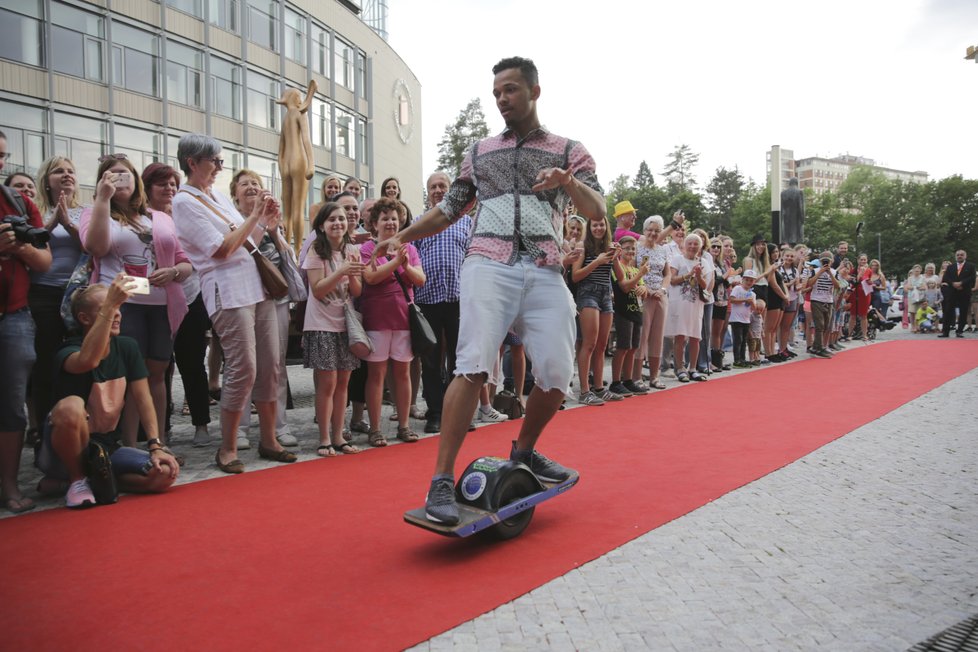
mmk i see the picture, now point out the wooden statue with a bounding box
[277,80,317,254]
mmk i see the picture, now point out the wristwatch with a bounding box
[146,438,163,451]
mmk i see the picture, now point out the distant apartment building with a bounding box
[767,146,928,195]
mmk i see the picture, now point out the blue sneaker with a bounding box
[424,477,460,525]
[510,442,573,483]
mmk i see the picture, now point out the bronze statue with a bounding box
[780,177,805,245]
[277,80,317,254]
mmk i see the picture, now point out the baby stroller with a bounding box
[866,307,895,340]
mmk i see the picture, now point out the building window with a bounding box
[358,117,367,165]
[247,0,277,51]
[0,100,47,178]
[50,2,105,82]
[356,51,367,98]
[53,112,107,190]
[311,97,331,149]
[246,69,279,130]
[334,38,354,90]
[208,0,238,32]
[210,56,242,120]
[311,23,330,78]
[246,152,279,193]
[284,8,306,65]
[111,23,160,97]
[0,2,43,68]
[165,41,203,108]
[114,123,162,170]
[335,107,352,158]
[165,0,203,18]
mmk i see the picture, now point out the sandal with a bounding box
[334,441,360,454]
[181,403,191,416]
[690,371,708,382]
[368,431,388,447]
[676,371,690,383]
[258,445,297,463]
[649,378,666,390]
[396,426,420,443]
[350,420,370,434]
[317,444,337,457]
[2,494,36,514]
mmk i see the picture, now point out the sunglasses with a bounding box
[98,153,128,163]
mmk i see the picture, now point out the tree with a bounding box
[662,144,700,192]
[729,182,771,255]
[705,166,745,235]
[634,161,655,191]
[436,98,489,178]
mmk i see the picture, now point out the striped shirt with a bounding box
[438,126,602,267]
[578,253,613,289]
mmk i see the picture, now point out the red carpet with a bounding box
[2,340,976,651]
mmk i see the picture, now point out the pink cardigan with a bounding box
[79,208,190,337]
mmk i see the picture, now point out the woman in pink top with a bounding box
[80,154,191,448]
[359,197,426,447]
[303,202,364,456]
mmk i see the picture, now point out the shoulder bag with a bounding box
[393,269,436,356]
[279,240,307,302]
[84,439,118,505]
[181,191,289,300]
[326,257,372,359]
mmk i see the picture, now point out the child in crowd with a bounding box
[748,298,766,366]
[923,280,942,328]
[728,270,757,368]
[572,215,624,405]
[609,236,651,396]
[302,202,364,456]
[916,299,938,333]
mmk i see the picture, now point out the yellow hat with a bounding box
[613,200,636,218]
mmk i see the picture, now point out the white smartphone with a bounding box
[128,276,151,295]
[113,172,131,187]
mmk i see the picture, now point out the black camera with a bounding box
[2,215,50,249]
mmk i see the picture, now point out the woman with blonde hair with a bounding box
[308,175,342,227]
[28,156,86,430]
[635,215,671,389]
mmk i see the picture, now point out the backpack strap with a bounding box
[1,184,28,218]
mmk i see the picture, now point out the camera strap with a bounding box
[0,185,28,220]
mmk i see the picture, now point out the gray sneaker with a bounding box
[579,391,605,406]
[510,442,573,483]
[600,388,625,402]
[425,477,460,525]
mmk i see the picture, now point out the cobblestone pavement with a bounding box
[409,336,978,651]
[9,329,978,650]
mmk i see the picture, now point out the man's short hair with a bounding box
[70,285,107,322]
[492,56,538,87]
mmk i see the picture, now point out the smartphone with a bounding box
[128,276,151,295]
[113,172,131,187]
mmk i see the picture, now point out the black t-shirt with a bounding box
[52,335,148,438]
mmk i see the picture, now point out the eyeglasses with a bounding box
[203,157,224,167]
[710,244,721,249]
[98,153,128,163]
[0,152,11,161]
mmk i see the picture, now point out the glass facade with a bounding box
[0,0,385,207]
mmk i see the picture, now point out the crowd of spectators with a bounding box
[1,124,974,514]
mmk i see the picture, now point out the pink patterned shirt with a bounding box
[437,126,602,267]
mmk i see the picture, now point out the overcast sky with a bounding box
[389,0,978,191]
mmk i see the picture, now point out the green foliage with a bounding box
[729,181,771,256]
[705,166,745,234]
[634,161,655,190]
[662,144,700,192]
[436,98,490,179]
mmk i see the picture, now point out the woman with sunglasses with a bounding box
[171,134,295,473]
[26,157,86,436]
[79,154,192,451]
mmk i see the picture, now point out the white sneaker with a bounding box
[192,426,212,448]
[65,478,96,509]
[236,435,251,450]
[478,407,509,423]
[276,433,298,447]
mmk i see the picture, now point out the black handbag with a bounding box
[394,270,436,356]
[83,440,119,505]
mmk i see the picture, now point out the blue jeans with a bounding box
[0,309,36,431]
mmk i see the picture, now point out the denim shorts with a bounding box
[0,309,36,431]
[576,283,613,313]
[36,418,152,480]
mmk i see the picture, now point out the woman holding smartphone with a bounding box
[79,154,192,449]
